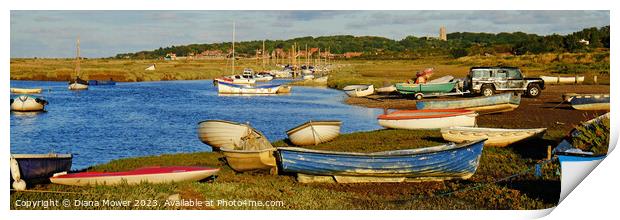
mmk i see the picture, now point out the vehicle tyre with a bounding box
[414,93,424,100]
[480,85,494,96]
[526,84,541,98]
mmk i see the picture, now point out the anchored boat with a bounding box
[10,95,48,112]
[88,79,116,86]
[343,84,374,97]
[377,109,477,130]
[416,93,521,114]
[441,127,546,147]
[10,88,42,94]
[278,139,486,183]
[197,120,272,151]
[10,153,72,190]
[570,94,610,111]
[217,81,281,94]
[50,166,219,186]
[286,120,342,146]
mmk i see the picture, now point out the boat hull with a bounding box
[376,85,397,93]
[441,127,546,147]
[11,88,42,94]
[221,148,277,173]
[378,109,477,130]
[540,75,584,84]
[278,140,485,182]
[10,95,47,112]
[88,80,116,85]
[286,121,342,146]
[343,85,374,97]
[10,154,72,190]
[557,154,605,202]
[570,94,610,111]
[68,82,88,90]
[395,82,456,94]
[416,93,520,114]
[197,120,272,151]
[50,166,219,186]
[217,81,280,94]
[277,85,292,93]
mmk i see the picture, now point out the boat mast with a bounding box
[262,39,266,69]
[231,22,235,75]
[76,37,81,78]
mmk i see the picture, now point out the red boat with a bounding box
[50,166,219,186]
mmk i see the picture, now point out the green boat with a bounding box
[395,82,457,95]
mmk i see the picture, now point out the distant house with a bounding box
[578,39,590,45]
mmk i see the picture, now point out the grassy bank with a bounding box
[11,129,559,210]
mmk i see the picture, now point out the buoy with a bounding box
[12,179,26,191]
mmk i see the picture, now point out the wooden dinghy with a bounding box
[11,88,42,94]
[286,120,342,146]
[540,75,584,85]
[570,94,610,111]
[416,92,520,114]
[197,120,272,151]
[10,95,48,112]
[221,148,277,173]
[217,81,281,94]
[343,84,374,97]
[377,109,477,130]
[50,166,219,186]
[441,127,546,147]
[278,139,486,183]
[10,153,72,190]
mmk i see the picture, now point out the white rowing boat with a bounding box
[286,120,342,146]
[217,81,281,94]
[197,120,272,151]
[377,109,477,130]
[440,127,547,147]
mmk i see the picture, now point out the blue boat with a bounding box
[277,139,486,183]
[570,94,609,111]
[88,80,116,86]
[10,153,73,190]
[416,93,520,114]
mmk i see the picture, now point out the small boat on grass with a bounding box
[570,94,609,111]
[377,109,477,130]
[50,166,219,186]
[221,148,278,173]
[441,127,547,147]
[278,139,486,183]
[416,93,521,114]
[343,84,374,97]
[395,81,456,95]
[197,120,272,151]
[540,75,584,85]
[312,75,329,83]
[286,120,342,146]
[10,153,72,190]
[11,88,42,94]
[10,95,48,112]
[217,81,281,94]
[88,79,116,86]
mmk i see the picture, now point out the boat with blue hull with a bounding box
[278,139,486,183]
[10,153,73,190]
[570,94,609,111]
[88,80,116,86]
[416,92,520,114]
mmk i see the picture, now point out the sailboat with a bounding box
[68,37,88,90]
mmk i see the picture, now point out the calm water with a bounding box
[10,80,383,169]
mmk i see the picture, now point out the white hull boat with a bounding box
[197,120,272,151]
[378,109,477,130]
[343,84,374,97]
[217,81,281,94]
[441,127,547,147]
[11,88,42,94]
[286,120,342,146]
[10,95,48,112]
[68,82,88,90]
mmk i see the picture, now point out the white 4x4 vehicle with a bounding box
[465,67,545,97]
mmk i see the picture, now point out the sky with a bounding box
[10,10,610,58]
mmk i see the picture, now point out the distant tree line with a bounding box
[114,26,609,59]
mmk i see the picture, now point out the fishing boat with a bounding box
[253,73,274,82]
[197,120,272,151]
[570,94,610,111]
[10,88,42,94]
[10,95,48,112]
[395,81,456,95]
[416,93,521,114]
[50,166,220,186]
[68,38,88,90]
[277,85,292,93]
[88,79,116,86]
[343,84,374,97]
[10,153,72,190]
[214,75,256,84]
[286,120,342,146]
[440,127,547,147]
[221,148,278,173]
[376,85,397,94]
[377,109,477,130]
[217,81,281,94]
[278,139,486,183]
[540,75,584,84]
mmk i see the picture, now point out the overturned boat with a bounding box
[10,153,72,190]
[441,127,546,147]
[286,120,342,146]
[10,95,48,112]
